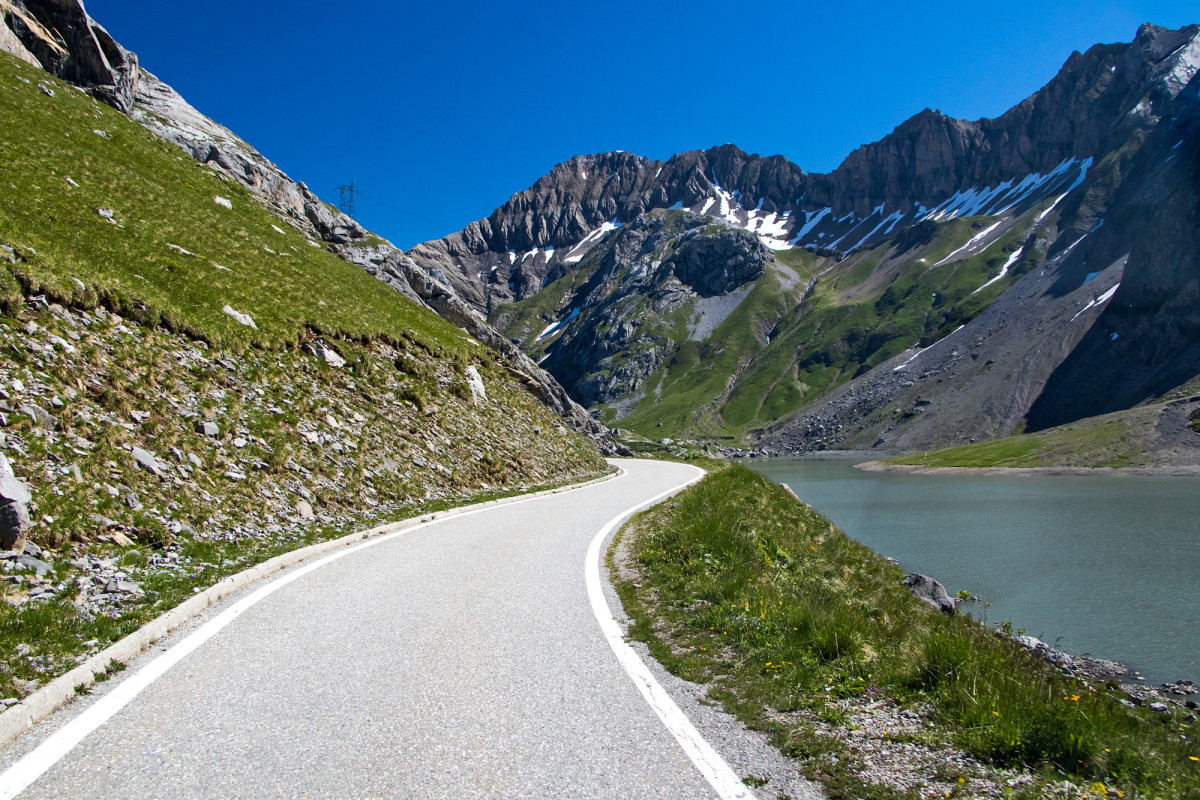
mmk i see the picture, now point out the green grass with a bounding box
[613,466,1200,798]
[612,216,1037,443]
[618,265,797,438]
[489,259,602,347]
[0,51,466,354]
[885,406,1160,469]
[0,49,613,700]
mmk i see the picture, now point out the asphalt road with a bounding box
[0,458,760,799]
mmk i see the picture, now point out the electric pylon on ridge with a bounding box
[336,179,360,220]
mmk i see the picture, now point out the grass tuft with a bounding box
[613,465,1200,798]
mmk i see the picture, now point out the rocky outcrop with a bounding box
[0,454,32,552]
[901,574,956,615]
[529,212,775,406]
[665,226,770,297]
[1025,83,1200,430]
[1,0,138,111]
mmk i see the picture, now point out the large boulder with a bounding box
[0,455,32,552]
[901,573,957,615]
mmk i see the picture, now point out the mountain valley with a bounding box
[408,24,1200,461]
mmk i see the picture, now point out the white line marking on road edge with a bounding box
[0,467,631,800]
[585,465,758,800]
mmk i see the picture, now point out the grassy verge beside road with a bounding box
[612,465,1199,799]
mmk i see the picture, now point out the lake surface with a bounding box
[748,456,1200,686]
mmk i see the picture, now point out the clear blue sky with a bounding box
[87,1,1196,250]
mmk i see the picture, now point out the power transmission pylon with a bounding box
[336,179,360,219]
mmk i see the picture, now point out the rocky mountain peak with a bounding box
[413,24,1200,317]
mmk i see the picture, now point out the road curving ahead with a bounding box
[0,458,766,800]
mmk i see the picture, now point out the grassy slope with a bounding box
[615,265,797,441]
[0,51,609,699]
[614,466,1200,799]
[489,258,603,349]
[0,52,456,352]
[616,215,1036,442]
[882,406,1162,469]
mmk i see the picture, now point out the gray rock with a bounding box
[9,0,140,111]
[124,492,141,510]
[0,471,32,552]
[194,420,219,436]
[1150,702,1170,712]
[664,226,771,297]
[901,573,956,615]
[15,554,52,575]
[132,447,169,478]
[295,499,314,520]
[20,404,55,430]
[308,341,345,368]
[89,514,118,529]
[1015,635,1075,669]
[104,576,141,594]
[0,475,32,508]
[22,541,42,558]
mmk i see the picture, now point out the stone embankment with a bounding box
[0,294,606,701]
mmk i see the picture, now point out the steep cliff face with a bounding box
[1,0,138,110]
[1025,106,1200,430]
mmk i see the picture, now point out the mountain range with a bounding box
[4,2,1196,459]
[408,22,1200,454]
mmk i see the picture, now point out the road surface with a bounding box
[0,458,785,799]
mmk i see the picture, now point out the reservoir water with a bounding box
[748,456,1200,686]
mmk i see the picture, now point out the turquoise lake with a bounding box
[747,456,1200,686]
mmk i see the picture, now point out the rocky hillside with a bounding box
[415,23,1200,453]
[0,0,621,456]
[0,25,609,700]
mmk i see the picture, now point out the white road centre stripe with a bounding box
[585,465,758,800]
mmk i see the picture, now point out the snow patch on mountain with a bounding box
[536,307,580,341]
[1072,283,1121,321]
[974,246,1025,293]
[934,220,1004,266]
